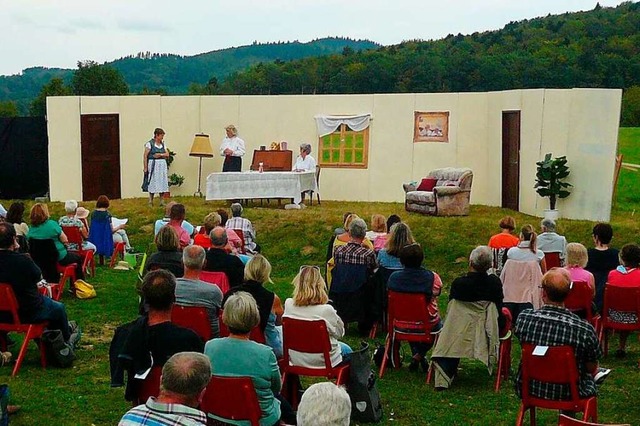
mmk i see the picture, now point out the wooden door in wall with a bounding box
[80,114,121,201]
[501,111,521,211]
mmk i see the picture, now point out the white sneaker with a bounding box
[594,367,611,385]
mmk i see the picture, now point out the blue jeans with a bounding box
[339,341,353,362]
[32,297,70,341]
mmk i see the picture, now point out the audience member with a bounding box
[215,208,243,251]
[366,214,387,251]
[387,243,442,371]
[514,268,603,402]
[565,242,596,297]
[606,243,640,358]
[332,214,374,254]
[91,195,134,253]
[118,352,210,426]
[204,227,245,288]
[59,200,97,251]
[378,222,415,270]
[204,292,295,425]
[154,201,195,237]
[115,270,204,401]
[144,226,183,278]
[27,203,86,281]
[284,265,352,367]
[488,216,520,249]
[167,203,190,249]
[5,202,28,237]
[297,382,351,426]
[0,222,78,346]
[585,223,619,311]
[225,203,259,253]
[386,214,402,234]
[175,245,223,338]
[225,254,283,357]
[537,218,568,264]
[506,224,546,272]
[193,213,220,249]
[333,212,353,236]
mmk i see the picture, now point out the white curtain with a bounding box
[314,114,371,137]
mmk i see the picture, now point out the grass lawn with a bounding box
[1,129,639,425]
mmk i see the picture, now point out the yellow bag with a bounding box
[75,280,97,299]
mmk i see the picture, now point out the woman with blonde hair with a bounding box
[565,242,595,296]
[225,254,283,357]
[506,224,547,272]
[283,265,352,367]
[378,222,416,270]
[331,213,374,254]
[143,225,183,278]
[220,124,245,172]
[366,214,387,251]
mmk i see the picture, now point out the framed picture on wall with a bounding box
[413,111,450,143]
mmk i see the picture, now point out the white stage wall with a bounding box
[47,89,621,221]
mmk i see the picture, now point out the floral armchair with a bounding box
[403,167,473,216]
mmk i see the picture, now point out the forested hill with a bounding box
[215,2,640,123]
[0,37,379,112]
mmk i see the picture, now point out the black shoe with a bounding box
[409,359,420,372]
[420,359,429,373]
[615,349,626,359]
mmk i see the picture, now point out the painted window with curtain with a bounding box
[314,114,370,169]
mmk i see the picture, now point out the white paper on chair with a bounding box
[532,345,548,356]
[112,217,128,228]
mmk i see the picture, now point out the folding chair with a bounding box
[200,271,231,295]
[0,283,48,377]
[558,414,629,426]
[171,305,212,341]
[281,317,350,408]
[516,344,598,425]
[132,365,162,405]
[544,252,562,269]
[495,307,513,392]
[564,280,601,332]
[201,375,262,426]
[600,285,640,356]
[61,225,95,277]
[380,290,439,383]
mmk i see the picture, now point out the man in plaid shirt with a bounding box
[515,268,602,401]
[226,203,259,253]
[119,352,210,426]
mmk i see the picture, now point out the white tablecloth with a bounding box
[206,171,317,204]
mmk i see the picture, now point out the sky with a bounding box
[0,0,629,76]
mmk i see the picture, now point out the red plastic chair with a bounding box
[200,271,230,295]
[379,290,439,383]
[109,242,126,268]
[600,285,640,356]
[0,283,48,377]
[495,307,513,392]
[558,414,629,426]
[38,264,75,301]
[133,365,162,406]
[62,225,96,277]
[231,229,246,254]
[171,305,212,341]
[217,310,266,344]
[564,280,600,332]
[544,252,562,269]
[201,375,262,426]
[281,317,350,408]
[516,344,598,426]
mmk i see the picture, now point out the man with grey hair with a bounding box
[332,218,377,334]
[225,203,258,253]
[119,352,211,425]
[450,246,506,330]
[204,227,245,288]
[297,382,351,426]
[537,218,567,264]
[176,245,223,337]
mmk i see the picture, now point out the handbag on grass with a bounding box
[75,280,97,299]
[42,330,75,368]
[348,342,383,423]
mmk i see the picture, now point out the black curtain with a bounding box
[0,117,49,199]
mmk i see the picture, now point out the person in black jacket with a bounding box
[204,227,244,288]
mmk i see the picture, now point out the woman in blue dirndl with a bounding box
[143,128,170,207]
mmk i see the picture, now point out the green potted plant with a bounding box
[166,150,185,196]
[534,153,572,220]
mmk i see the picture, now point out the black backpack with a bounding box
[42,329,75,368]
[348,343,383,423]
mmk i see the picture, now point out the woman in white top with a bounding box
[283,266,352,367]
[220,124,245,172]
[293,143,317,172]
[507,224,547,273]
[143,128,170,207]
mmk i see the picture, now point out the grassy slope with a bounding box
[2,129,640,425]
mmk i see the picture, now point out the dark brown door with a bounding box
[501,111,521,211]
[80,114,121,201]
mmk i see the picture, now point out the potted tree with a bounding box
[534,153,572,220]
[166,150,185,198]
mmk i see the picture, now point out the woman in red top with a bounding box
[488,216,520,249]
[606,243,640,358]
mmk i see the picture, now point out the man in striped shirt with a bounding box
[119,352,210,426]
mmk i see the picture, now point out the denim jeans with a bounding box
[339,341,353,362]
[32,297,71,341]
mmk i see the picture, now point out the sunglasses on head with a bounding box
[299,265,321,273]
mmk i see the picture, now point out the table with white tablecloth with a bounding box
[206,171,317,205]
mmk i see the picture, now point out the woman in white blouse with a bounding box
[293,143,317,172]
[220,124,245,172]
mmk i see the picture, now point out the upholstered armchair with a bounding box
[403,167,473,216]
